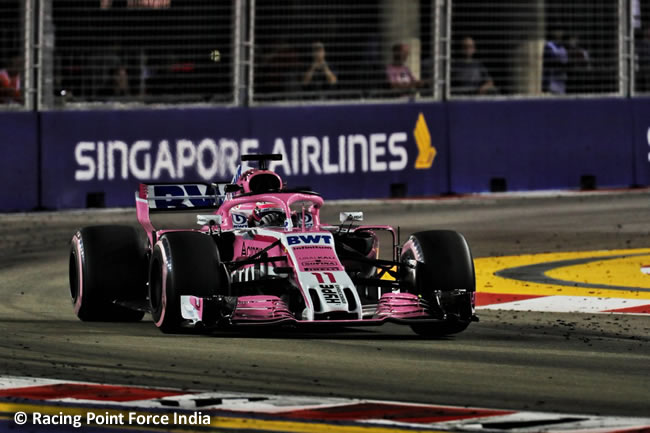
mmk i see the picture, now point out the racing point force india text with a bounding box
[28,411,210,428]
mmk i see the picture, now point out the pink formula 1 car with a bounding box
[69,154,477,336]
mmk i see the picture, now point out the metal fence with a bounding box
[251,0,438,103]
[46,0,233,107]
[450,0,621,97]
[0,0,26,108]
[635,0,650,94]
[0,0,647,109]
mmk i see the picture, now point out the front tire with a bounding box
[149,231,226,333]
[400,230,476,336]
[69,225,147,322]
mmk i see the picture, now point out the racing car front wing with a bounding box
[180,292,478,328]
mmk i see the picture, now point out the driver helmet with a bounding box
[250,203,285,227]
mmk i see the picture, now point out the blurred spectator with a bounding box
[386,43,422,94]
[565,34,592,94]
[636,27,650,93]
[99,44,124,88]
[92,42,132,98]
[98,44,131,97]
[113,65,130,97]
[451,36,497,95]
[302,42,337,92]
[0,54,22,104]
[542,30,568,94]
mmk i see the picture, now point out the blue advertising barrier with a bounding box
[39,104,448,208]
[631,98,650,186]
[448,99,635,193]
[40,108,250,209]
[248,103,448,198]
[0,112,38,211]
[4,98,648,211]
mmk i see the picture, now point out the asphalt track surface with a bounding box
[0,191,649,418]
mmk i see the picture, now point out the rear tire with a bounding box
[69,225,147,322]
[400,230,475,337]
[149,231,226,333]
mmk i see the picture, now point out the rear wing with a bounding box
[137,183,229,211]
[135,182,229,241]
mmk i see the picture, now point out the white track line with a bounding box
[477,296,650,313]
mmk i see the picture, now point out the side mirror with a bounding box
[339,212,363,223]
[197,214,222,226]
[225,184,242,193]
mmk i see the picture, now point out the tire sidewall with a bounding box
[149,231,224,333]
[149,237,178,331]
[70,231,87,317]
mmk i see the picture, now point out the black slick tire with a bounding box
[149,231,224,333]
[400,230,475,336]
[69,225,147,322]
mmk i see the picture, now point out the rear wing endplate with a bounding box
[135,182,229,243]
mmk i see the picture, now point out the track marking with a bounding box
[546,255,650,291]
[477,295,650,313]
[0,402,447,433]
[476,249,650,299]
[0,376,648,433]
[475,248,650,313]
[0,383,186,402]
[495,253,650,294]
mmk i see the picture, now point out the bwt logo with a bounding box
[287,235,333,246]
[151,185,216,209]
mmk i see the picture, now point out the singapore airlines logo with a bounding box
[413,113,436,169]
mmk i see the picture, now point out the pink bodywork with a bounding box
[233,232,285,259]
[190,296,204,319]
[374,293,430,319]
[231,296,293,322]
[136,181,433,326]
[136,185,156,246]
[215,192,324,231]
[231,293,431,323]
